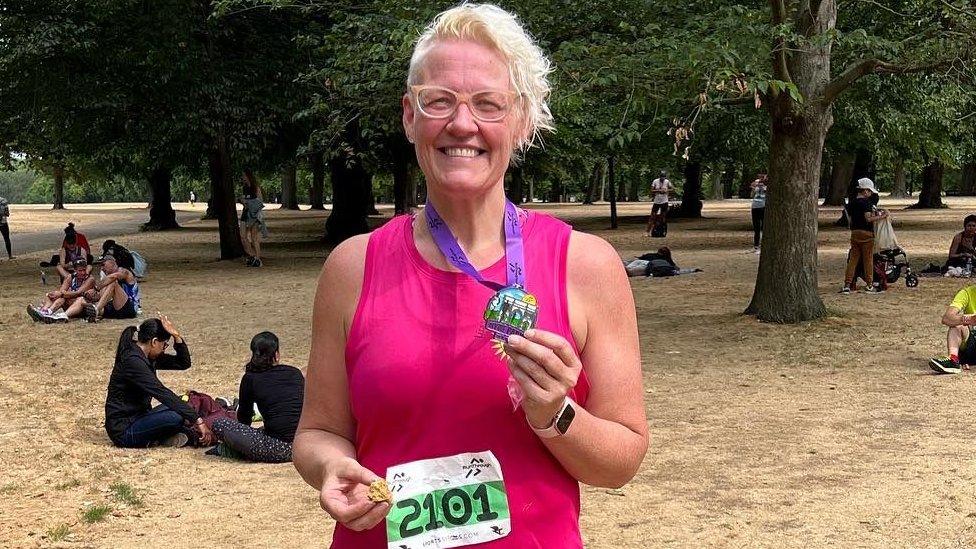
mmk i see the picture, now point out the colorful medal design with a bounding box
[484,286,538,340]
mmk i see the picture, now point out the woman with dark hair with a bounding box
[239,172,268,267]
[947,214,976,270]
[208,331,304,462]
[104,315,214,448]
[57,223,91,279]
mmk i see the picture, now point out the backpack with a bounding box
[651,219,667,238]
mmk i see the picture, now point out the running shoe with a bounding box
[864,286,881,294]
[26,304,45,323]
[930,356,962,374]
[839,287,851,294]
[83,303,98,323]
[159,432,189,448]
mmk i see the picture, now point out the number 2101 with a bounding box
[397,483,500,539]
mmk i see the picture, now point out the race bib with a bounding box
[385,451,510,549]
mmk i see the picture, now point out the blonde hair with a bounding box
[407,3,554,155]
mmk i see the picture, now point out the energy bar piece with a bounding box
[367,479,393,503]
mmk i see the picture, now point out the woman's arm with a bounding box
[293,234,390,532]
[505,232,648,489]
[237,375,255,425]
[949,234,967,260]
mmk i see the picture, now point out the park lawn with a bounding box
[3,199,976,547]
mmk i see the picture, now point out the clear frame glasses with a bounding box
[410,85,518,122]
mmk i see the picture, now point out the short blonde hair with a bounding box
[407,3,554,154]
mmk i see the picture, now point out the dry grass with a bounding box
[3,198,976,547]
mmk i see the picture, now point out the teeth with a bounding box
[444,147,480,157]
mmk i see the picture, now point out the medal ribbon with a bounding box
[424,199,525,291]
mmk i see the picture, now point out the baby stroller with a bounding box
[852,216,919,290]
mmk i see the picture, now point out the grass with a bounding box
[81,504,112,524]
[46,523,71,541]
[109,481,142,507]
[55,478,81,491]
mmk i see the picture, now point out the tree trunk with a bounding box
[207,136,244,260]
[527,178,534,203]
[584,161,603,204]
[628,167,641,202]
[52,164,65,209]
[309,152,326,210]
[746,1,836,323]
[960,161,976,196]
[616,165,628,202]
[608,155,618,229]
[143,167,179,230]
[889,157,908,198]
[721,162,736,198]
[280,162,300,210]
[913,160,945,208]
[736,169,753,198]
[676,160,703,218]
[823,153,854,206]
[392,151,411,215]
[710,165,724,200]
[324,154,371,245]
[551,178,564,203]
[507,167,524,204]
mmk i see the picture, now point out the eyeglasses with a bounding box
[410,85,518,122]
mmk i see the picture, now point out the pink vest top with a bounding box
[335,211,589,548]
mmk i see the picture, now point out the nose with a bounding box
[446,102,479,135]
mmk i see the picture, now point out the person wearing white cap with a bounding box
[842,177,888,294]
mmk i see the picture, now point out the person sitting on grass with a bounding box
[55,223,91,280]
[930,286,976,374]
[27,258,95,323]
[946,215,976,270]
[105,315,215,448]
[207,331,304,463]
[82,254,141,322]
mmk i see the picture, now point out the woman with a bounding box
[240,172,268,267]
[104,315,214,448]
[0,196,12,259]
[293,5,647,547]
[843,178,888,293]
[58,223,91,279]
[947,215,976,270]
[751,174,767,254]
[209,332,304,462]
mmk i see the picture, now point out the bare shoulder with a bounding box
[315,233,371,326]
[566,230,626,287]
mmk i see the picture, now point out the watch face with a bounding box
[555,402,576,434]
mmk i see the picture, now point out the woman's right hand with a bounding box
[320,457,390,531]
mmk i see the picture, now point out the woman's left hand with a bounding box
[504,329,582,429]
[157,312,181,339]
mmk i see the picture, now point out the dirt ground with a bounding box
[3,198,976,548]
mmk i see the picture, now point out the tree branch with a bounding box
[822,57,958,104]
[770,0,793,84]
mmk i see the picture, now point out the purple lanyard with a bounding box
[424,200,525,292]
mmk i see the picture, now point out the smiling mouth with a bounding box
[439,147,485,158]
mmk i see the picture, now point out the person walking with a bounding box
[750,174,767,254]
[645,170,673,236]
[0,196,11,259]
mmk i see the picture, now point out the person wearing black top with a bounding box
[209,331,304,462]
[105,315,215,448]
[101,240,135,272]
[843,178,888,294]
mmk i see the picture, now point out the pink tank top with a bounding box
[335,211,590,548]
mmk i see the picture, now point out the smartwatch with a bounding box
[531,397,577,439]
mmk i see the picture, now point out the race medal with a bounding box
[385,451,511,549]
[483,286,538,340]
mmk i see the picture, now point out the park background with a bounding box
[3,0,976,547]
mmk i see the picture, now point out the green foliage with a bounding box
[109,481,143,507]
[81,505,112,524]
[46,523,71,542]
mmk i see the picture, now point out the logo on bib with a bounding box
[462,457,491,479]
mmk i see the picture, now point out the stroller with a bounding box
[851,215,919,290]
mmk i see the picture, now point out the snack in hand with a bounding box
[367,479,393,503]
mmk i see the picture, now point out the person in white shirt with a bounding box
[645,170,673,236]
[0,196,11,259]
